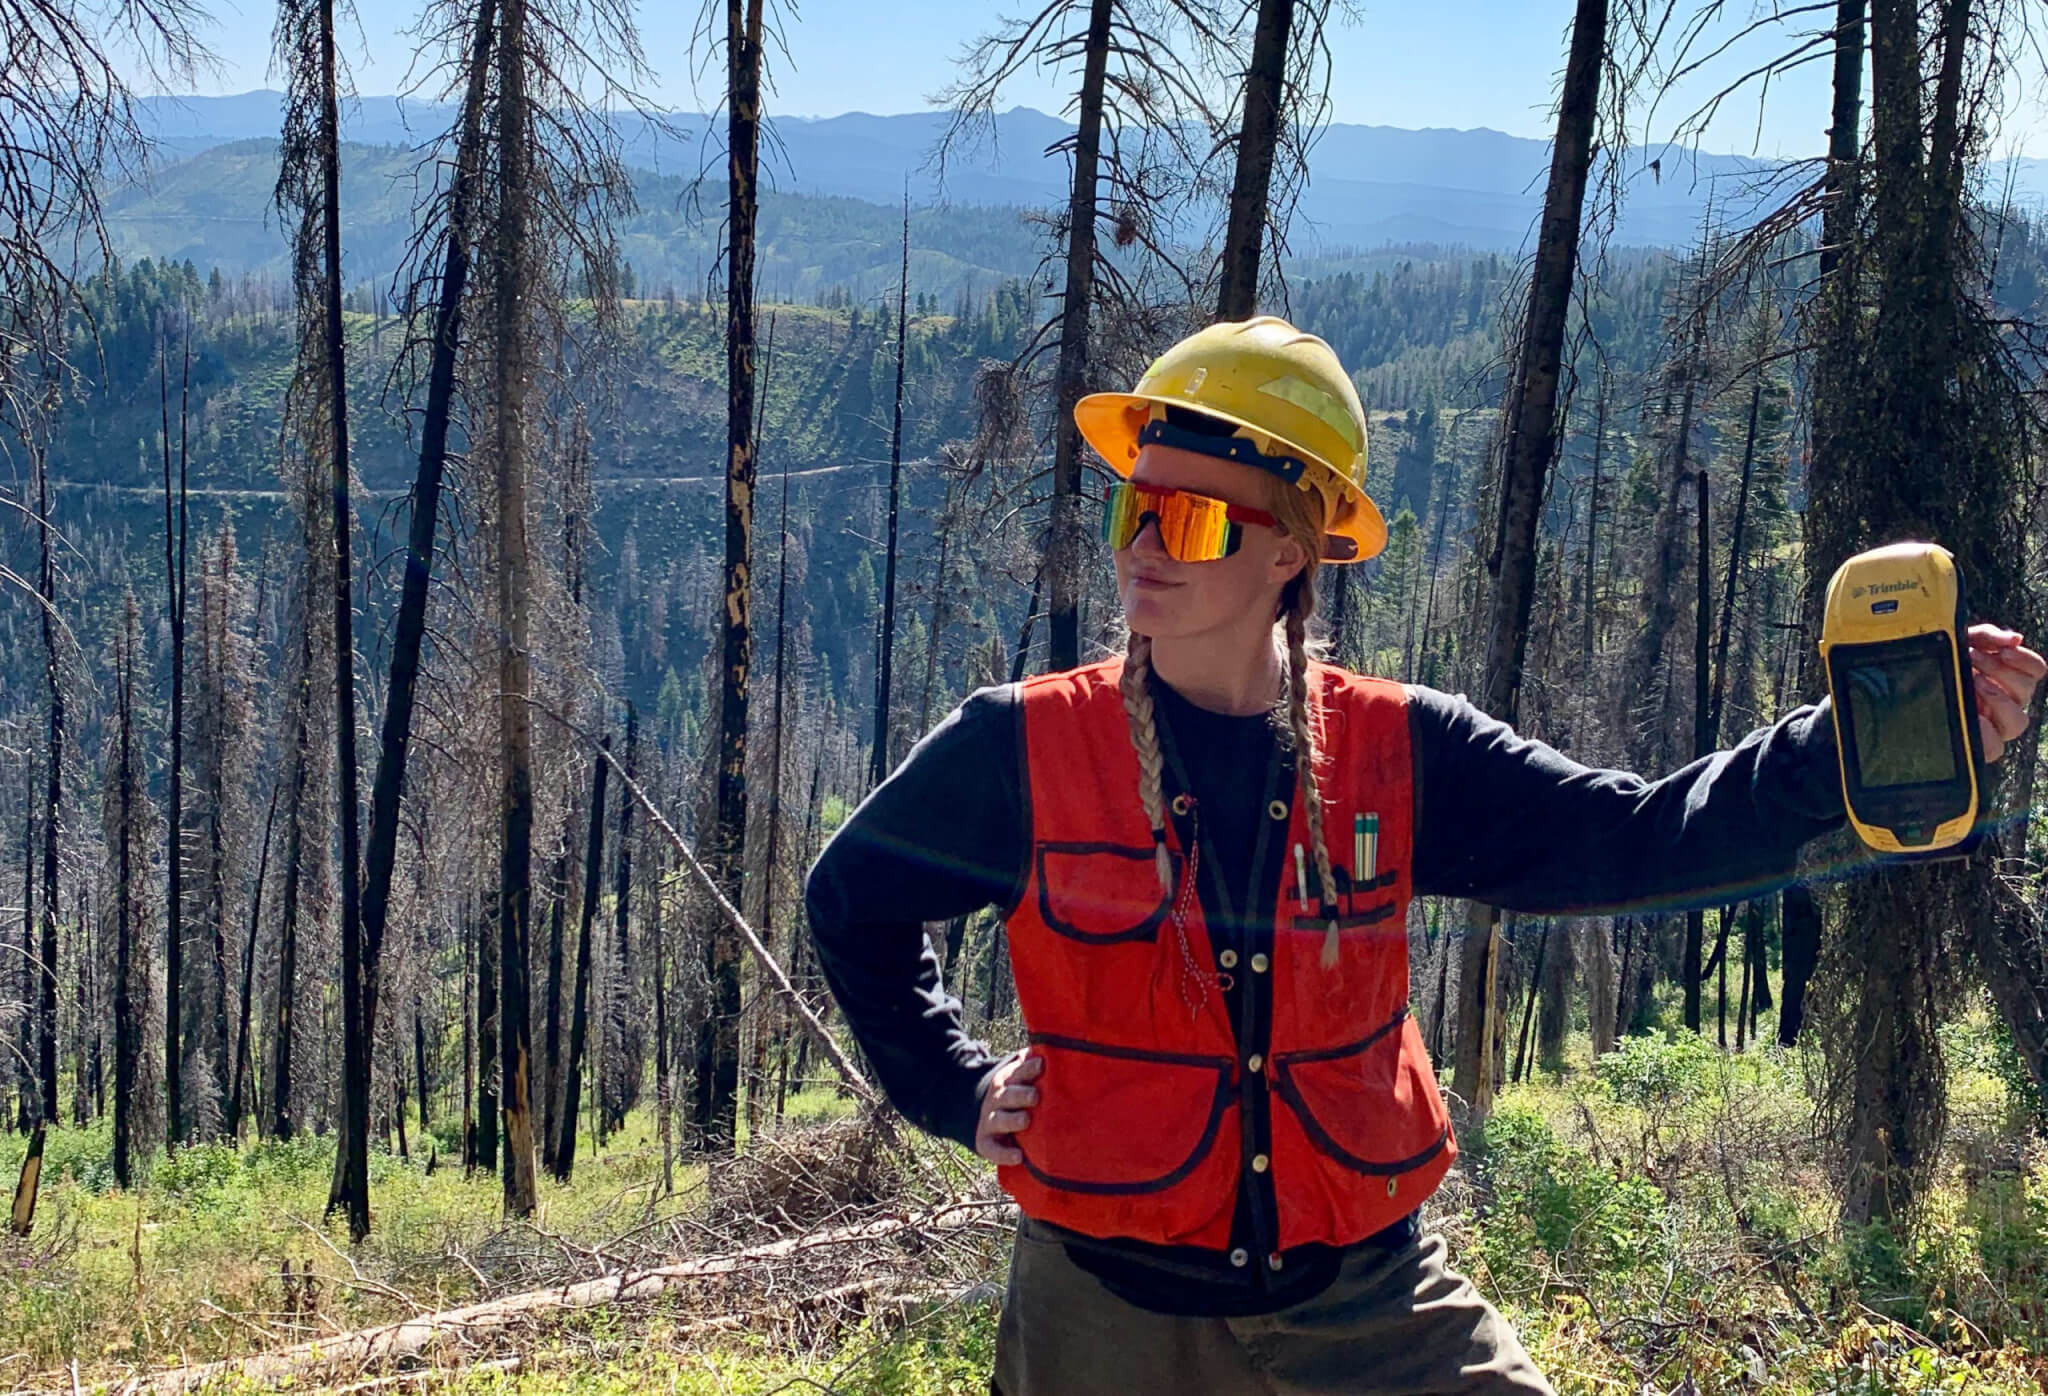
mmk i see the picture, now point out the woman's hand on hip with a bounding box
[975,1052,1043,1166]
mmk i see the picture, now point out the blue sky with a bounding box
[161,0,2048,160]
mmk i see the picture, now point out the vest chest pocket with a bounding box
[1034,842,1183,944]
[1272,1007,1450,1175]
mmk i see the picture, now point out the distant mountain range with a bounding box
[121,92,2048,274]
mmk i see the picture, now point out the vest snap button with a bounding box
[1218,949,1238,969]
[1252,1153,1269,1173]
[1250,953,1270,973]
[1247,1053,1263,1073]
[1230,1248,1249,1268]
[1267,1252,1284,1271]
[1267,799,1289,821]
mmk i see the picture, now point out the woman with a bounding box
[806,317,2042,1395]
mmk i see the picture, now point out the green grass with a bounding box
[0,1108,712,1379]
[1458,1025,2048,1394]
[441,1300,1002,1396]
[2,1016,2043,1395]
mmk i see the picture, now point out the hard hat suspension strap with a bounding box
[1137,407,1308,487]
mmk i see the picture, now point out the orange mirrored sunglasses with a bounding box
[1100,481,1278,563]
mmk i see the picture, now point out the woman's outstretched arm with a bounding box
[1410,626,2041,914]
[1407,688,1846,914]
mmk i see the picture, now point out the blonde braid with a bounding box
[1284,589,1344,967]
[1120,629,1174,893]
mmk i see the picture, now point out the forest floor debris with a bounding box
[2,1017,2045,1396]
[102,1194,1014,1395]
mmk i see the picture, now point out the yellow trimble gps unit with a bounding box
[1819,542,1981,856]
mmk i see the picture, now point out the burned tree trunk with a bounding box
[228,789,278,1138]
[1453,0,1606,1121]
[1804,0,2031,1223]
[754,434,798,1138]
[161,341,190,1148]
[1820,0,1866,283]
[350,0,500,1220]
[276,0,370,1238]
[494,0,540,1216]
[603,707,638,1133]
[34,441,61,1126]
[1684,470,1711,1033]
[870,198,910,787]
[271,592,314,1143]
[1046,0,1113,672]
[112,601,141,1187]
[554,738,607,1181]
[1216,0,1293,319]
[14,783,29,1136]
[701,0,765,1153]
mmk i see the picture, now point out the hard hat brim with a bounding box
[1076,390,1388,564]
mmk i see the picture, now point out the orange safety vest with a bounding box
[999,658,1455,1260]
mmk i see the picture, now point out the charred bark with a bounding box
[1454,0,1606,1119]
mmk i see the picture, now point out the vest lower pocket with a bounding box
[1271,1007,1451,1175]
[1006,1034,1236,1195]
[1034,843,1182,944]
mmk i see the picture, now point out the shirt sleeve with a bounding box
[804,685,1029,1150]
[1406,686,1847,914]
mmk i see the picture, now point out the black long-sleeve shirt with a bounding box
[805,676,1847,1312]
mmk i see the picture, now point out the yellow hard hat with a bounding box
[1075,316,1385,563]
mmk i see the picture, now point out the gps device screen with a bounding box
[1843,648,1960,788]
[1820,543,1979,855]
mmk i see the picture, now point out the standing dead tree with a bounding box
[492,0,542,1218]
[342,0,501,1235]
[160,338,191,1147]
[1800,0,2038,1225]
[870,199,912,788]
[937,0,1229,672]
[31,400,62,1128]
[553,734,605,1180]
[413,0,656,1194]
[702,0,766,1153]
[1214,0,1340,318]
[109,596,144,1186]
[602,704,638,1134]
[274,0,371,1239]
[1453,0,1609,1122]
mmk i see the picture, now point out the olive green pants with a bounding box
[992,1218,1552,1396]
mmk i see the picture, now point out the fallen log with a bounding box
[320,1356,521,1396]
[100,1197,1015,1395]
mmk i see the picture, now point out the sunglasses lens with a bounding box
[1101,483,1237,562]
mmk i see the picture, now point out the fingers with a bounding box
[1965,626,2041,766]
[1997,643,2047,680]
[1976,671,2028,752]
[1971,645,2047,710]
[1968,626,2047,680]
[978,1136,1024,1167]
[976,1052,1044,1167]
[990,1081,1039,1111]
[1971,652,2030,709]
[1977,718,2006,766]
